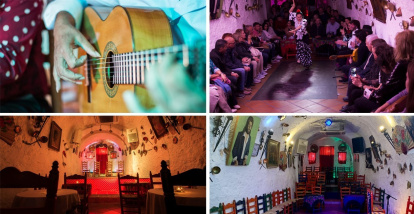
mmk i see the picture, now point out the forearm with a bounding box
[289,2,296,13]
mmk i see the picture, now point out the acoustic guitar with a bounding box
[329,48,358,62]
[77,6,204,112]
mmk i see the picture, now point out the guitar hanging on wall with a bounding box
[77,6,205,112]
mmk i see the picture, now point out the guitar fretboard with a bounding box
[100,45,189,85]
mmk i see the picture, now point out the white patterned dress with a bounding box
[289,12,312,68]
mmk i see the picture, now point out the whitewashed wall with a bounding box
[210,0,270,50]
[209,116,297,207]
[329,0,414,46]
[210,116,414,214]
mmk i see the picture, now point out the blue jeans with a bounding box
[231,68,246,91]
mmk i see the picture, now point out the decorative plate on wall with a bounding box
[310,144,319,153]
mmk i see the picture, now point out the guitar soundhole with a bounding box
[106,51,115,88]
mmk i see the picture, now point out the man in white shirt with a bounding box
[326,17,340,37]
[42,0,206,112]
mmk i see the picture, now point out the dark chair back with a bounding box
[149,171,162,189]
[63,172,89,214]
[118,173,141,214]
[0,161,59,214]
[160,162,177,214]
[235,198,246,214]
[257,194,265,214]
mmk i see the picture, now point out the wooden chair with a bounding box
[305,167,313,172]
[222,200,236,214]
[82,161,88,174]
[118,173,141,214]
[118,161,124,176]
[313,167,320,172]
[149,171,162,189]
[0,161,59,214]
[272,191,279,207]
[63,172,89,214]
[93,161,100,177]
[257,195,265,214]
[356,175,365,184]
[264,193,272,212]
[235,198,246,214]
[298,174,307,183]
[106,161,113,177]
[407,196,414,214]
[295,187,306,208]
[277,190,285,205]
[373,188,385,208]
[210,203,223,214]
[312,186,322,195]
[246,196,258,214]
[340,187,351,208]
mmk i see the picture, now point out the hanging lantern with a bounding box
[338,152,347,164]
[308,152,316,164]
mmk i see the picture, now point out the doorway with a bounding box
[96,147,108,174]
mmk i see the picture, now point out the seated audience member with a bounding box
[339,29,370,82]
[342,34,379,103]
[262,21,282,41]
[267,18,277,35]
[310,18,326,39]
[252,22,278,64]
[210,39,242,96]
[341,39,387,112]
[332,10,345,22]
[0,0,51,112]
[233,30,266,83]
[210,85,233,113]
[223,35,252,95]
[335,20,360,67]
[326,6,332,16]
[244,25,271,69]
[326,17,340,37]
[407,61,414,112]
[285,20,296,39]
[317,7,329,25]
[274,16,287,38]
[351,31,414,112]
[210,59,238,113]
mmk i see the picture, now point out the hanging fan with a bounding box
[310,144,319,153]
[339,143,347,152]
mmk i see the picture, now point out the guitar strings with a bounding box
[85,45,187,62]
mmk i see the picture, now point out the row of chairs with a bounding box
[212,188,297,214]
[305,166,352,172]
[82,161,124,177]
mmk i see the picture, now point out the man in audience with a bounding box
[335,20,360,68]
[310,18,326,39]
[317,7,329,25]
[339,29,370,82]
[223,35,253,95]
[326,17,340,37]
[332,10,345,22]
[210,59,239,113]
[210,39,242,97]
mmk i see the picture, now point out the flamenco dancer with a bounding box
[288,0,312,70]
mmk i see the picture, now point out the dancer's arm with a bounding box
[289,0,296,13]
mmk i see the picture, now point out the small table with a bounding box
[343,194,365,212]
[12,189,80,214]
[146,187,206,214]
[303,194,325,212]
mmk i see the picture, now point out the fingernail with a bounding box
[94,51,101,57]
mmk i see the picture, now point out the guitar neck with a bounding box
[100,44,190,85]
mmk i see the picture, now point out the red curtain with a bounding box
[308,152,316,164]
[319,146,334,168]
[338,152,347,164]
[96,147,108,174]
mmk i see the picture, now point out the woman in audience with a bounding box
[407,60,414,112]
[374,61,413,113]
[288,0,312,69]
[352,30,414,112]
[285,20,296,39]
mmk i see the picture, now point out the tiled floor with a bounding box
[236,57,348,113]
[89,202,145,214]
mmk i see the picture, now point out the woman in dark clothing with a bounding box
[350,30,414,113]
[310,18,326,39]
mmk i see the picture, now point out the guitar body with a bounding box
[78,6,173,112]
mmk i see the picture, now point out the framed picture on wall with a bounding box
[346,0,352,9]
[147,116,168,139]
[226,116,261,166]
[48,121,62,152]
[266,139,280,168]
[370,0,386,23]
